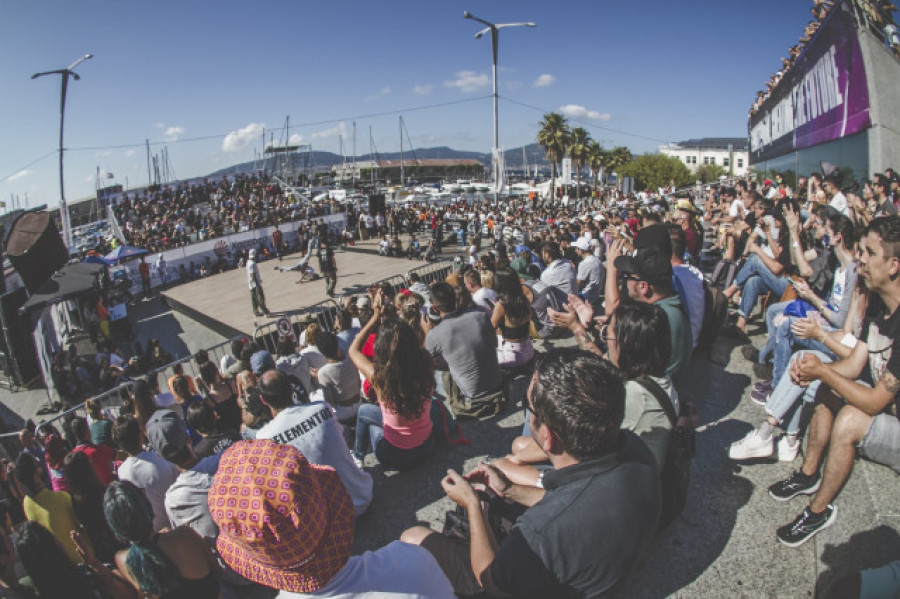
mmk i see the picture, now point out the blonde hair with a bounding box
[480,270,494,289]
[85,398,103,419]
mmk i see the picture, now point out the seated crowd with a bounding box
[1,166,898,598]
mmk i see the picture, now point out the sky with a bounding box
[0,0,815,209]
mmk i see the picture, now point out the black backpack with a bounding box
[696,281,728,355]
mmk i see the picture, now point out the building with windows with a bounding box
[748,0,900,184]
[659,138,750,177]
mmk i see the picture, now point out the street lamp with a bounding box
[463,11,535,202]
[32,53,93,249]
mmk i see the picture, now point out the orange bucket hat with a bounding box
[208,439,354,593]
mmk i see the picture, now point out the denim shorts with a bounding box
[859,413,900,474]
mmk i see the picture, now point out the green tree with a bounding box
[537,112,570,202]
[587,140,606,191]
[695,163,726,184]
[568,127,591,199]
[618,153,693,191]
[606,146,633,178]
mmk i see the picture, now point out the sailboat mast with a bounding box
[399,115,404,187]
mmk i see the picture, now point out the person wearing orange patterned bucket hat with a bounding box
[209,439,454,598]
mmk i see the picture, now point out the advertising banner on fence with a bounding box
[749,4,871,163]
[113,213,346,290]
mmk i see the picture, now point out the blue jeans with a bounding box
[771,317,836,384]
[733,254,789,319]
[765,350,832,435]
[758,300,792,365]
[353,402,435,470]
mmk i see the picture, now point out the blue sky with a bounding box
[0,0,814,208]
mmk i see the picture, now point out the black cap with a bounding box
[614,246,673,287]
[634,224,672,257]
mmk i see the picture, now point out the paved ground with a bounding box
[1,241,898,597]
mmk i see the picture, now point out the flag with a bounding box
[107,172,115,179]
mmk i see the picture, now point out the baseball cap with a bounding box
[356,296,371,309]
[634,223,673,256]
[572,238,591,252]
[145,409,188,461]
[250,350,275,376]
[248,249,257,259]
[614,246,673,287]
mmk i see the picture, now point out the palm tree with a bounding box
[568,127,591,200]
[587,140,606,193]
[537,112,570,203]
[604,146,633,186]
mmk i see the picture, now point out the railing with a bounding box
[0,336,245,445]
[253,300,342,353]
[408,261,453,286]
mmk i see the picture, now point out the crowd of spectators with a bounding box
[750,0,899,117]
[2,160,899,597]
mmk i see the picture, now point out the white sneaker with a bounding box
[728,428,775,460]
[777,436,801,462]
[352,455,364,470]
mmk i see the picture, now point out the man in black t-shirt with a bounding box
[772,216,900,547]
[401,349,660,598]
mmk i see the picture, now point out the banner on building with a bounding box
[749,3,871,163]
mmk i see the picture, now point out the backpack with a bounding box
[696,281,728,354]
[635,376,695,531]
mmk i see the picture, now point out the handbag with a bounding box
[635,376,696,530]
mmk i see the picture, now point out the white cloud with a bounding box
[163,126,184,142]
[311,122,348,141]
[412,84,433,96]
[288,133,307,145]
[443,71,489,93]
[8,169,30,181]
[223,122,265,152]
[533,74,555,88]
[559,104,611,121]
[365,86,392,102]
[125,149,136,157]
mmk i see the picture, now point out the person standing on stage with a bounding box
[272,224,284,260]
[247,249,271,317]
[318,226,338,297]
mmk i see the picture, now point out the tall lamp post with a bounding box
[463,11,535,202]
[32,53,93,249]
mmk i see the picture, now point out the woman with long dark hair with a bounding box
[349,291,435,470]
[198,361,241,434]
[104,480,219,599]
[62,452,118,565]
[491,267,534,368]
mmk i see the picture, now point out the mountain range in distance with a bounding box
[206,143,552,178]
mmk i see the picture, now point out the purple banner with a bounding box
[750,4,871,163]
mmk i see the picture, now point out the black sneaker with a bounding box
[768,470,821,502]
[776,504,837,547]
[753,362,774,380]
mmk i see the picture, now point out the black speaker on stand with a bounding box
[0,288,41,388]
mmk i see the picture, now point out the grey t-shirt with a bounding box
[426,309,501,399]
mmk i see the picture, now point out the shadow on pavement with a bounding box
[816,525,900,595]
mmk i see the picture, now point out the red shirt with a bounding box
[138,262,150,281]
[72,442,116,485]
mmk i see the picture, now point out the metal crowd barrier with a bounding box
[408,261,453,286]
[0,336,245,444]
[0,381,135,443]
[253,300,342,354]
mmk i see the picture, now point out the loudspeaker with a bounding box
[369,193,386,216]
[0,288,40,386]
[5,211,68,294]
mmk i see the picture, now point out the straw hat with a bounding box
[209,440,354,593]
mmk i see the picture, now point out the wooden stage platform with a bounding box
[162,240,459,339]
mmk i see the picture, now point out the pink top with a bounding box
[381,398,433,449]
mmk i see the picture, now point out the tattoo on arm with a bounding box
[882,371,900,395]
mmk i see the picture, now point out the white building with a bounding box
[659,137,750,177]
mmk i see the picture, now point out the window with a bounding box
[692,156,698,164]
[703,157,710,165]
[723,158,730,167]
[737,158,744,168]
